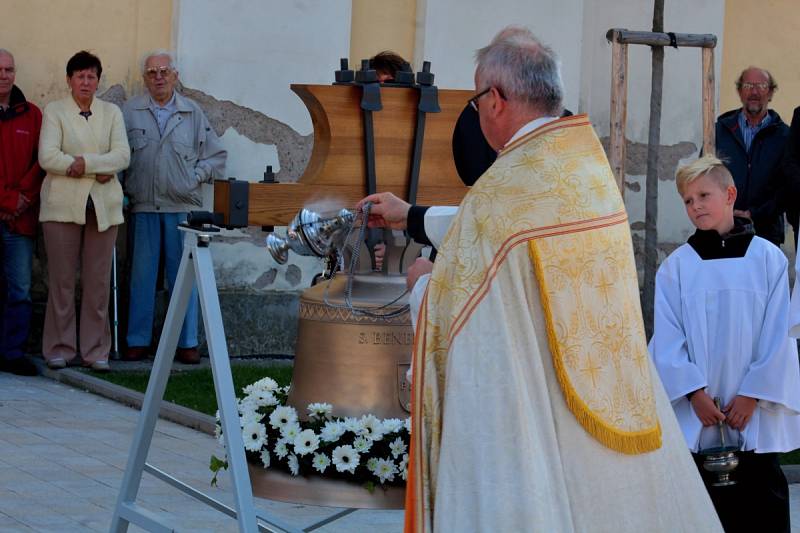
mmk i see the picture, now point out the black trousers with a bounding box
[692,452,789,533]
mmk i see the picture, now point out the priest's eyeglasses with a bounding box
[469,86,506,111]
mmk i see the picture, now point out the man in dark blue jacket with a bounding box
[715,66,789,246]
[781,106,800,249]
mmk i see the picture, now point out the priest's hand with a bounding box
[690,389,726,426]
[407,257,434,290]
[357,192,410,230]
[723,395,757,431]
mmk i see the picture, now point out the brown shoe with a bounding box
[175,347,200,364]
[123,346,149,361]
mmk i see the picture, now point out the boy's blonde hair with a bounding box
[675,154,734,196]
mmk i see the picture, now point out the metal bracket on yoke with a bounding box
[216,177,249,229]
[355,59,383,270]
[260,166,276,232]
[407,61,440,206]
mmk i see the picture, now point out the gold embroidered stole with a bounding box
[406,114,660,533]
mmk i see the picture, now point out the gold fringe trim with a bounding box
[529,241,662,455]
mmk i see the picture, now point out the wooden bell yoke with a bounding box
[213,64,472,228]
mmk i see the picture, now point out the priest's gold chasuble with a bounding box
[404,115,721,533]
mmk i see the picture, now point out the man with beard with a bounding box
[715,66,789,246]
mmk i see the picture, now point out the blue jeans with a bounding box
[0,223,34,360]
[127,213,198,349]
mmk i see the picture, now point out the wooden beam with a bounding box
[213,182,469,227]
[609,32,628,195]
[701,47,716,155]
[606,29,716,48]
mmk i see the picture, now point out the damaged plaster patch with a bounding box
[220,127,280,181]
[600,138,697,181]
[98,84,127,107]
[285,265,302,286]
[181,86,312,183]
[254,268,278,289]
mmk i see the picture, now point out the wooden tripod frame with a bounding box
[606,29,718,195]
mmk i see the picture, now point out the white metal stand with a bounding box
[109,227,308,533]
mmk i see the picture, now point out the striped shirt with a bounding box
[738,110,771,152]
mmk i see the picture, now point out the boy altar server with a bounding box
[650,154,800,532]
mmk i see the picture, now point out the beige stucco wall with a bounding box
[3,0,172,107]
[720,0,800,120]
[350,0,417,69]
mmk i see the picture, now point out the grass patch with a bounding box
[86,363,293,416]
[780,449,800,465]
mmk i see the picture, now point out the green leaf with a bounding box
[363,481,376,494]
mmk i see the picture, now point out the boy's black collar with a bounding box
[687,217,755,260]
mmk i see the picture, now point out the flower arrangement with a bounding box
[210,376,410,491]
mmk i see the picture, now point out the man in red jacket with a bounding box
[0,49,43,376]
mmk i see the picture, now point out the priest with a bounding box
[359,27,721,532]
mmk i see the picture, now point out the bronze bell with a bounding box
[257,209,413,508]
[289,272,412,420]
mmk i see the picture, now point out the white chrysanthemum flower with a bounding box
[269,405,298,431]
[331,445,360,474]
[253,389,278,408]
[260,449,271,468]
[312,453,330,473]
[215,409,221,422]
[255,376,279,391]
[274,438,290,459]
[400,454,409,480]
[382,418,404,433]
[307,402,333,419]
[214,424,223,444]
[360,414,384,441]
[366,457,379,473]
[287,454,299,476]
[242,422,266,452]
[280,422,301,441]
[293,429,320,456]
[280,385,291,394]
[389,437,407,458]
[404,417,412,433]
[343,417,363,434]
[374,458,396,483]
[352,436,372,453]
[320,421,345,442]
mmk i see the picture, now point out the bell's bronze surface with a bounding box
[288,273,412,420]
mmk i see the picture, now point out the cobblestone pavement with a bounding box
[0,372,402,532]
[2,371,800,532]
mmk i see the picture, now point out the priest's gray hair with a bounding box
[0,49,14,61]
[675,154,734,196]
[475,27,563,116]
[141,49,178,74]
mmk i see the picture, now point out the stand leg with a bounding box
[192,239,261,533]
[110,231,302,533]
[110,235,195,532]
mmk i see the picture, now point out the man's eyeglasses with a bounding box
[739,82,771,91]
[469,86,505,111]
[145,66,173,79]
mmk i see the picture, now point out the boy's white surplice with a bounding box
[651,238,800,453]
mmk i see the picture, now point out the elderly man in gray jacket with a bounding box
[122,50,226,363]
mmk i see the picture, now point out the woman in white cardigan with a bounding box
[38,51,129,372]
